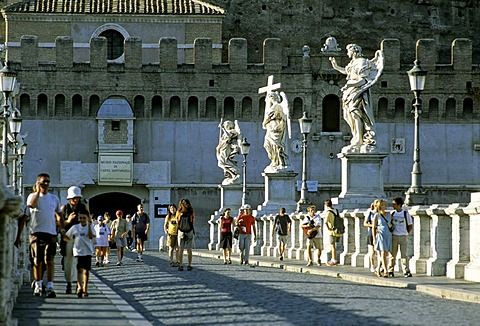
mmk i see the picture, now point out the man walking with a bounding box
[388,197,413,277]
[325,199,341,266]
[132,204,150,262]
[26,173,64,297]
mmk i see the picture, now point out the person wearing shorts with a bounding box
[26,173,63,298]
[301,205,323,266]
[111,210,129,266]
[132,204,150,262]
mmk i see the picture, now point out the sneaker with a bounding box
[224,261,227,265]
[227,259,232,265]
[404,272,412,278]
[132,248,137,252]
[187,266,193,271]
[370,266,376,273]
[136,257,144,262]
[178,265,184,271]
[104,259,110,264]
[169,262,174,267]
[388,272,395,278]
[306,260,313,267]
[116,261,122,266]
[95,262,100,267]
[316,261,321,266]
[66,282,72,294]
[279,256,283,261]
[33,284,42,297]
[46,287,56,298]
[326,260,337,266]
[244,260,249,265]
[77,289,83,298]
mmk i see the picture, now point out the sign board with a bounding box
[296,180,318,192]
[154,204,169,218]
[98,153,133,186]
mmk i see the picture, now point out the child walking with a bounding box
[94,215,110,267]
[64,208,95,298]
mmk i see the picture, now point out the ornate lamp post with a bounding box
[0,62,17,183]
[296,111,313,212]
[9,112,22,195]
[240,137,250,207]
[405,60,427,205]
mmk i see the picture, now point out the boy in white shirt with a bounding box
[64,208,95,298]
[389,197,413,278]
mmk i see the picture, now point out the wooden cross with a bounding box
[258,75,281,95]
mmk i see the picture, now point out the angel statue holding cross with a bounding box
[259,76,292,172]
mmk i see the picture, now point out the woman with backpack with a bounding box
[176,199,195,271]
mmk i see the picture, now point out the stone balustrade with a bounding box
[208,201,480,282]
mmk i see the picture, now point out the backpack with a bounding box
[178,212,193,233]
[390,210,412,233]
[330,209,344,235]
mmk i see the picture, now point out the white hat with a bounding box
[242,204,251,209]
[66,186,82,199]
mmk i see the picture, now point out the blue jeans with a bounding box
[238,233,252,263]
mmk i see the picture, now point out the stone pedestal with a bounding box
[257,171,298,215]
[333,152,388,210]
[219,184,243,212]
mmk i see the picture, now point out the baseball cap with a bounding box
[116,210,123,216]
[97,215,104,221]
[242,204,251,209]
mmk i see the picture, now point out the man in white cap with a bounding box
[235,204,257,265]
[61,185,89,294]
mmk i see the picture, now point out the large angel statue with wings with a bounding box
[329,44,384,153]
[262,91,292,172]
[216,119,242,185]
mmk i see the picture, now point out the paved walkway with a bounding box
[10,249,480,325]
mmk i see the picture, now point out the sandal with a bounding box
[77,289,83,298]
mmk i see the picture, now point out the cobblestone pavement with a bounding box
[87,250,478,326]
[14,248,480,326]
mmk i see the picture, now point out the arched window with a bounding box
[20,94,31,116]
[72,94,82,117]
[38,94,48,117]
[55,94,66,117]
[378,97,388,120]
[206,96,217,119]
[99,29,125,61]
[292,97,303,120]
[224,97,235,119]
[134,95,145,118]
[446,98,456,119]
[241,97,252,120]
[394,98,405,121]
[152,96,163,118]
[463,98,474,119]
[188,96,198,120]
[259,97,265,119]
[429,98,439,121]
[89,95,100,117]
[169,96,181,118]
[322,94,340,132]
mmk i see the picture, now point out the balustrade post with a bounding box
[409,206,430,275]
[425,205,451,276]
[445,203,470,279]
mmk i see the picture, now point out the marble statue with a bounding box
[321,36,341,52]
[329,44,384,153]
[216,119,242,185]
[262,91,291,172]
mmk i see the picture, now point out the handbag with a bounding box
[233,227,240,240]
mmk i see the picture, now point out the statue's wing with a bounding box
[354,50,384,99]
[234,120,243,147]
[279,91,291,139]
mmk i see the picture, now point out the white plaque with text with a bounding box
[98,153,133,186]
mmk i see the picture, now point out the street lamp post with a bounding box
[9,112,22,195]
[405,60,427,205]
[240,137,250,207]
[0,62,17,184]
[296,111,313,212]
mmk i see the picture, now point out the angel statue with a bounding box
[329,43,384,153]
[216,119,242,185]
[262,91,292,172]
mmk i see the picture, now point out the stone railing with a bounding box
[208,201,480,282]
[0,183,24,325]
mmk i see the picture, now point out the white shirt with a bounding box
[27,192,61,235]
[302,213,323,238]
[391,209,413,236]
[65,224,95,256]
[94,223,111,247]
